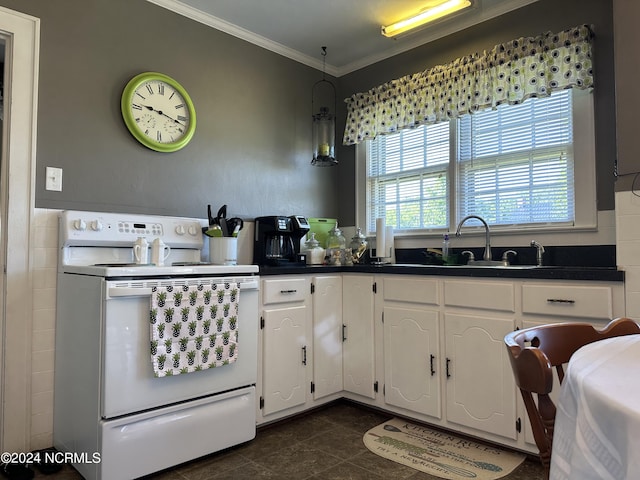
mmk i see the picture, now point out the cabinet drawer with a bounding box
[522,284,613,319]
[262,278,307,305]
[383,277,439,305]
[444,280,515,312]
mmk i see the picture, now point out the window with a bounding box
[361,89,595,235]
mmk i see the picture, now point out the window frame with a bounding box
[355,89,597,238]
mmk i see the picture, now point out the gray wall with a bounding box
[613,0,640,188]
[1,0,618,226]
[0,0,339,220]
[335,0,616,226]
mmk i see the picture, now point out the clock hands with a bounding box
[141,104,186,127]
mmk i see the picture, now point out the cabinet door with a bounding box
[262,305,307,416]
[384,306,441,418]
[444,312,517,439]
[312,276,343,400]
[342,275,375,399]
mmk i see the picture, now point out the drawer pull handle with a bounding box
[546,298,576,304]
[280,289,297,294]
[446,357,451,378]
[302,346,307,365]
[430,354,436,376]
[342,324,347,342]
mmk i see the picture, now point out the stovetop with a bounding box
[61,263,258,278]
[57,210,258,278]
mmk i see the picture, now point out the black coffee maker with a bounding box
[254,216,310,266]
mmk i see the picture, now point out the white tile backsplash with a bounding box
[616,191,640,320]
[29,208,61,449]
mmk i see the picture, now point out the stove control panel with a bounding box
[60,210,205,248]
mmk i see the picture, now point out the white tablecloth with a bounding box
[550,335,640,480]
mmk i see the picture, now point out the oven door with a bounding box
[101,276,259,418]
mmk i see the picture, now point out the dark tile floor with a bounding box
[35,400,545,479]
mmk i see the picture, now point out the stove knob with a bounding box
[90,220,103,231]
[73,219,87,231]
[187,225,199,236]
[175,225,186,235]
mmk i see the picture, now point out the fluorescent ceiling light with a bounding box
[381,0,472,38]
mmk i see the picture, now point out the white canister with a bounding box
[151,238,171,266]
[209,237,238,265]
[133,237,149,264]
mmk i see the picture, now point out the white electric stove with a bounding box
[54,210,259,480]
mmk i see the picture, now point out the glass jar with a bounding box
[325,222,346,265]
[349,227,368,264]
[303,232,325,265]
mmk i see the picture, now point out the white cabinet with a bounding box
[342,274,376,399]
[521,282,619,321]
[382,276,441,418]
[259,274,343,423]
[518,280,624,446]
[261,277,310,417]
[259,271,624,451]
[444,312,517,439]
[443,279,517,440]
[311,275,343,400]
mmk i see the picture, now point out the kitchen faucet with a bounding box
[455,215,492,262]
[531,240,545,266]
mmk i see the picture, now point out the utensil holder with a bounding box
[209,237,238,265]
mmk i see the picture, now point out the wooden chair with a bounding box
[504,317,640,478]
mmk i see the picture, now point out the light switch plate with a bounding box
[45,166,62,191]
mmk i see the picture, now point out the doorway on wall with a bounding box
[0,6,39,453]
[0,33,5,454]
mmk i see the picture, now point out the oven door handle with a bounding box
[107,280,258,298]
[107,287,153,298]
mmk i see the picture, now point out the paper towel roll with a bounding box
[375,218,386,258]
[385,225,394,261]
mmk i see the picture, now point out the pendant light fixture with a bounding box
[311,46,337,166]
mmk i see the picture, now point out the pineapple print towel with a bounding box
[150,282,239,377]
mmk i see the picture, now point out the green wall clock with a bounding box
[121,72,196,152]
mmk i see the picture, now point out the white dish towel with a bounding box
[150,282,239,377]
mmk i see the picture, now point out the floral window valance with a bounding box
[343,24,594,146]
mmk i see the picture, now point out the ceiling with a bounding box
[148,0,538,77]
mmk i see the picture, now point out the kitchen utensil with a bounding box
[216,204,229,236]
[226,217,244,237]
[204,225,223,237]
[207,204,215,226]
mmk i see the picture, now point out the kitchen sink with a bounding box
[393,264,616,270]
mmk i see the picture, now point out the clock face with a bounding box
[121,72,196,152]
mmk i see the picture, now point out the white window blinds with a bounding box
[457,90,574,227]
[367,122,449,232]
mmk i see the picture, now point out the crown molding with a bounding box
[147,0,539,77]
[146,0,339,76]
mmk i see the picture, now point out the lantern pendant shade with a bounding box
[311,47,337,167]
[312,106,337,166]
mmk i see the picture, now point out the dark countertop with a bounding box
[258,263,624,282]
